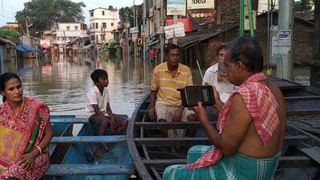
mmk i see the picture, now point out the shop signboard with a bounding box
[187,0,214,9]
[167,0,186,16]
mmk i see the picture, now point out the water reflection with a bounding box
[2,55,150,117]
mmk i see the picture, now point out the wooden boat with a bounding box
[46,115,135,179]
[49,115,74,164]
[127,78,320,180]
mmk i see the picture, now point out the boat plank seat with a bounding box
[135,121,215,129]
[51,114,127,124]
[134,135,309,147]
[51,135,126,144]
[46,164,135,176]
[285,96,320,115]
[141,156,318,168]
[51,118,88,123]
[287,109,320,116]
[48,144,57,156]
[300,146,320,164]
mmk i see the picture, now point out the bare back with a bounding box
[239,81,286,158]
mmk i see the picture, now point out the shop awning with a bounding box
[177,23,238,48]
[16,43,37,52]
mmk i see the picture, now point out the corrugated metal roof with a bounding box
[177,23,238,48]
[0,37,16,46]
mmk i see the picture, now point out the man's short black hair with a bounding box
[165,43,180,55]
[230,36,264,73]
[216,44,227,55]
[91,69,108,83]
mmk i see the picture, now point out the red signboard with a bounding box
[166,18,193,32]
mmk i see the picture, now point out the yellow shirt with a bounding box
[151,62,193,106]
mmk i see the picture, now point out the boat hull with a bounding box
[47,115,134,179]
[128,78,320,180]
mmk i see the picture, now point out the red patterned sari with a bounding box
[0,97,50,179]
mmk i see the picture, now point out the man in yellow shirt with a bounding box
[148,43,196,138]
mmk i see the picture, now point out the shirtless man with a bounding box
[163,36,286,180]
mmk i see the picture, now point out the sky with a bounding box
[0,0,143,27]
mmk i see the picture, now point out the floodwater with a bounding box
[0,54,311,118]
[1,54,150,117]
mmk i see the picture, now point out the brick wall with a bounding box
[219,0,240,24]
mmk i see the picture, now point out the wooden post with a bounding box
[217,0,221,24]
[310,0,320,87]
[172,15,178,45]
[160,0,165,63]
[64,30,67,59]
[26,18,30,37]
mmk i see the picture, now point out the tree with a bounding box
[119,7,134,27]
[294,0,313,12]
[15,0,85,37]
[0,28,20,40]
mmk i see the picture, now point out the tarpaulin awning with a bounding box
[16,44,37,52]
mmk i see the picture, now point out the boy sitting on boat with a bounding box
[86,69,128,157]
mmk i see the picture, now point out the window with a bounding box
[111,23,114,27]
[75,26,78,30]
[90,11,94,17]
[102,11,105,15]
[66,26,70,31]
[95,23,98,29]
[102,22,106,28]
[101,34,105,41]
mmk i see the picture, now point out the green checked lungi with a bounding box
[163,145,280,180]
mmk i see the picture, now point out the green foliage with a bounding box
[295,0,313,12]
[119,7,134,27]
[15,0,86,37]
[0,28,20,39]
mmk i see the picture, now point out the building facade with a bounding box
[55,23,88,53]
[89,7,119,44]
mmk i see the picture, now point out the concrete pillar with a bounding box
[276,0,294,80]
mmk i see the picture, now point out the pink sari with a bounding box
[0,97,50,179]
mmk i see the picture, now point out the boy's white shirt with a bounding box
[86,85,110,117]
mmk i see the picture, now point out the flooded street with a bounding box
[1,54,311,118]
[2,55,150,117]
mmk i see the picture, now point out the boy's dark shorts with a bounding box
[88,114,124,128]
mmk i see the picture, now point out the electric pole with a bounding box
[276,0,294,80]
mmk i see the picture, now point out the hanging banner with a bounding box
[167,0,186,16]
[187,0,214,9]
[164,22,185,40]
[164,25,174,39]
[166,18,193,32]
[174,23,185,38]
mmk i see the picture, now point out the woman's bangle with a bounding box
[35,145,42,154]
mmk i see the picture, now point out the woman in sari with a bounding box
[0,72,53,179]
